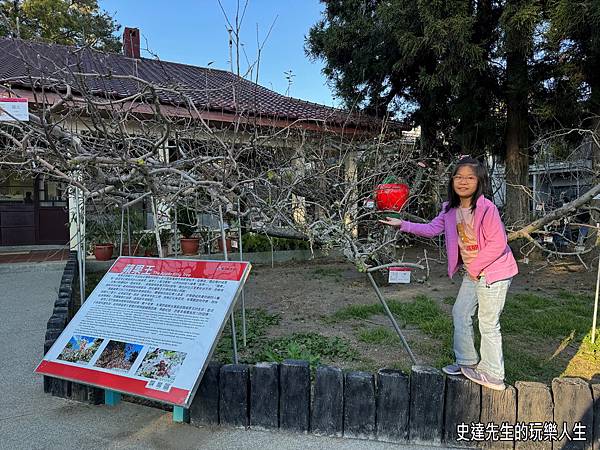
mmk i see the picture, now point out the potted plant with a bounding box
[175,206,200,255]
[93,243,114,261]
[86,214,118,261]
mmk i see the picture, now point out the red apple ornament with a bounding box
[375,183,410,211]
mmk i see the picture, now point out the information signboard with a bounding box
[388,267,411,284]
[0,98,29,121]
[36,257,251,408]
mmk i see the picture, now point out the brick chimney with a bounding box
[123,27,140,59]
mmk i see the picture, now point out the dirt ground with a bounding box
[240,245,600,383]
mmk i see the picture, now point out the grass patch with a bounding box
[214,311,358,371]
[503,292,593,339]
[357,326,399,345]
[333,295,454,368]
[579,328,600,360]
[330,303,382,321]
[330,291,597,384]
[333,295,453,340]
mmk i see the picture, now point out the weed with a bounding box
[213,308,280,362]
[258,333,359,370]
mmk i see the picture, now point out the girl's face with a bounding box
[452,165,478,201]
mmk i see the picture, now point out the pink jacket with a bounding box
[399,195,518,284]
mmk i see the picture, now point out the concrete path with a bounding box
[0,263,450,450]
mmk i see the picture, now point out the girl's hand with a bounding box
[467,272,479,282]
[379,217,403,228]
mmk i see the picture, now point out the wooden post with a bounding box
[376,369,409,443]
[480,386,517,449]
[343,371,376,440]
[515,381,553,450]
[409,366,445,445]
[312,365,343,437]
[552,378,593,450]
[444,375,481,447]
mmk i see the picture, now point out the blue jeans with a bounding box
[452,275,511,380]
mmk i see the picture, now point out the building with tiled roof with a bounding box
[0,30,408,248]
[0,29,405,134]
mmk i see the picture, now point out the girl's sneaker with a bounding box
[442,363,476,376]
[461,367,506,391]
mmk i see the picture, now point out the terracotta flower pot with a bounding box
[375,183,410,211]
[180,238,200,255]
[94,243,114,261]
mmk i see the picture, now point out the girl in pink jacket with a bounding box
[380,157,518,390]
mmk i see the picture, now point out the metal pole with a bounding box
[238,198,247,347]
[127,208,131,255]
[220,205,238,363]
[75,188,85,304]
[119,207,124,256]
[592,223,600,344]
[173,206,178,257]
[366,271,417,365]
[151,196,163,258]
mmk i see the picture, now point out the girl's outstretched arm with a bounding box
[380,204,447,238]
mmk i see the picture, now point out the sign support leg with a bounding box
[104,390,121,406]
[220,205,239,364]
[237,198,247,347]
[173,406,189,423]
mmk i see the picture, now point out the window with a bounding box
[38,176,67,207]
[0,172,34,203]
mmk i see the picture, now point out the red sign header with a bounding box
[109,257,249,281]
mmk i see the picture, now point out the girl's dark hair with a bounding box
[445,157,490,212]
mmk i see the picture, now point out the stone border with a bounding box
[42,251,104,404]
[42,258,600,447]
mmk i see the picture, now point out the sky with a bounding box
[98,0,338,107]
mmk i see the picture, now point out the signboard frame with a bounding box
[36,257,251,408]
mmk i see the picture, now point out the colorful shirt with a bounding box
[456,207,479,270]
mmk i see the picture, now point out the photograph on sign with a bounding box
[388,267,411,284]
[35,257,251,407]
